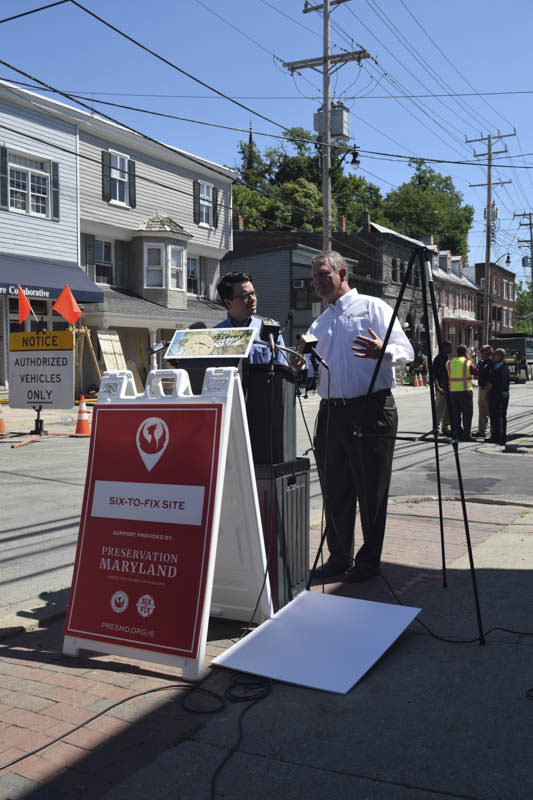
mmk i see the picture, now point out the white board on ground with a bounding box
[213,590,420,694]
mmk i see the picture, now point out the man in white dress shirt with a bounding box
[309,251,414,582]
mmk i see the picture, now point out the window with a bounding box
[3,149,58,219]
[291,278,320,311]
[110,151,129,204]
[509,309,513,327]
[144,245,164,287]
[391,258,399,282]
[169,246,184,290]
[143,244,185,290]
[503,307,508,327]
[187,257,198,294]
[199,181,212,225]
[399,261,406,282]
[101,149,136,208]
[95,239,114,285]
[193,179,218,228]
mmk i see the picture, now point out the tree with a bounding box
[514,280,532,334]
[382,160,474,261]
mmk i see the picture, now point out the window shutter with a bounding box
[101,150,111,202]
[193,180,200,224]
[0,146,7,210]
[51,161,60,220]
[127,159,136,208]
[85,233,96,282]
[212,187,218,229]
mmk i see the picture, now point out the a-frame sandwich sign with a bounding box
[63,367,272,680]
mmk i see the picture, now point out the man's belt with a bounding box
[326,388,392,407]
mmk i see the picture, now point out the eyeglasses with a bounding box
[232,290,257,302]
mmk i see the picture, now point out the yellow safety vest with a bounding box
[446,357,473,392]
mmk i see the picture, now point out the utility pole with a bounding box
[515,211,533,321]
[467,130,515,343]
[283,1,370,251]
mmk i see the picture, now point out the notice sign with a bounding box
[9,330,74,409]
[65,404,222,659]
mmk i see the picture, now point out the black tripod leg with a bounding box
[418,251,447,589]
[420,249,485,645]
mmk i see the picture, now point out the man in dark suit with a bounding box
[486,348,510,446]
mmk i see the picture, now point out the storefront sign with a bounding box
[8,330,74,409]
[65,403,222,659]
[0,285,51,298]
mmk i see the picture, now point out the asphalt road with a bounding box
[298,382,533,513]
[1,382,532,625]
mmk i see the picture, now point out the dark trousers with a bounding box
[314,390,398,573]
[450,391,473,438]
[488,394,509,444]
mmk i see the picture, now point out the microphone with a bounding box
[297,334,328,369]
[260,318,280,355]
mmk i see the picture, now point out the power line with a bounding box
[7,77,533,170]
[0,0,68,25]
[193,0,321,95]
[397,0,516,131]
[363,0,490,138]
[67,0,292,134]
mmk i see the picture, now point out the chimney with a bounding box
[233,215,244,231]
[362,205,371,233]
[338,216,346,232]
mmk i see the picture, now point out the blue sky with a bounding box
[1,0,532,278]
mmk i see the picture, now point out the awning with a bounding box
[441,316,483,327]
[0,254,104,303]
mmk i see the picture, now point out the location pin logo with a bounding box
[136,417,169,472]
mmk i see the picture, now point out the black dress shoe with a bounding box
[311,561,351,579]
[343,566,380,583]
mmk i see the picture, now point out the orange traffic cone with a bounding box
[75,395,91,435]
[0,405,6,435]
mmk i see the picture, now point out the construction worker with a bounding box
[446,344,478,440]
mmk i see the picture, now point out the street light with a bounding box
[492,252,511,267]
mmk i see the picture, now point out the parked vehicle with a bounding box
[489,334,533,382]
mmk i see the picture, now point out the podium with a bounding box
[245,363,296,464]
[166,333,310,613]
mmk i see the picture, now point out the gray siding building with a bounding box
[0,80,235,394]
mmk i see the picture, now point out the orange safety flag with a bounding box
[18,284,32,324]
[53,285,82,325]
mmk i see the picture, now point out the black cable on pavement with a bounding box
[379,571,533,644]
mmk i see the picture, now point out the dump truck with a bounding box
[488,333,533,382]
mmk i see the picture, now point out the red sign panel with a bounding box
[65,403,222,658]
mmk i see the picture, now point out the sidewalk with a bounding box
[0,498,531,799]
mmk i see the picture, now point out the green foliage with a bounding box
[234,139,474,252]
[514,280,532,333]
